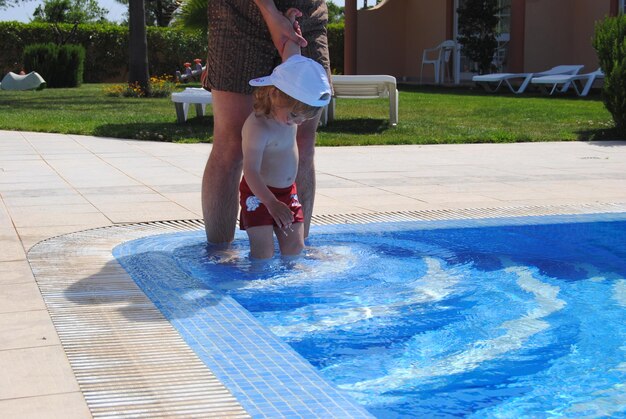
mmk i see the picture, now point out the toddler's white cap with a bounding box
[249,55,331,107]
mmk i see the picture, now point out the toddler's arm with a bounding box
[281,8,304,61]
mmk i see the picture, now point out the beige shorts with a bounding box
[204,0,330,95]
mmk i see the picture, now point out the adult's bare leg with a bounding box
[202,90,253,244]
[295,113,321,239]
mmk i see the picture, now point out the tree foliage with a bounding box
[32,0,108,24]
[176,0,344,33]
[327,0,344,23]
[145,0,181,27]
[31,0,109,45]
[175,0,206,33]
[116,0,182,27]
[456,0,499,75]
[0,0,27,9]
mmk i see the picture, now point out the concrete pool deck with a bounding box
[1,130,625,417]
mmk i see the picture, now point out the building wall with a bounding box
[354,0,612,79]
[524,0,609,72]
[356,0,405,76]
[356,0,447,80]
[402,1,448,79]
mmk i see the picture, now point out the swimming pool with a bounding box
[114,213,626,418]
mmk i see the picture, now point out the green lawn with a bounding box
[0,83,616,145]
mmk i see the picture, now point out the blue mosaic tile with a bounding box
[114,212,626,418]
[114,234,373,418]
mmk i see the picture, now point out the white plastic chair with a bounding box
[420,40,456,84]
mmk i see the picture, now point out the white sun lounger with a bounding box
[472,65,584,94]
[321,75,398,127]
[530,68,604,97]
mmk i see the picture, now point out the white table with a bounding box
[170,88,213,123]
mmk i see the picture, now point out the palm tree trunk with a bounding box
[128,0,151,94]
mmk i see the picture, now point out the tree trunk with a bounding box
[128,0,150,95]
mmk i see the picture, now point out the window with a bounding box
[495,0,511,42]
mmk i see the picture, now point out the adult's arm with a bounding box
[253,0,307,56]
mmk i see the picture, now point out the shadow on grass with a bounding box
[399,83,604,100]
[576,127,625,144]
[318,118,392,134]
[93,117,214,142]
[95,116,393,142]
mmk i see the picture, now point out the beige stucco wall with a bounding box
[524,0,610,72]
[356,0,447,80]
[355,0,610,79]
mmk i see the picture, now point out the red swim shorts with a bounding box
[239,177,304,230]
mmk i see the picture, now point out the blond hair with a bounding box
[253,86,321,120]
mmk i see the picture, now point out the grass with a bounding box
[0,82,617,145]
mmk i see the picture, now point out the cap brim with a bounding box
[307,98,331,107]
[249,76,273,86]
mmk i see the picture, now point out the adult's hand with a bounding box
[254,0,307,56]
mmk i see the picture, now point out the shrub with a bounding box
[593,14,626,132]
[456,0,499,75]
[23,42,85,87]
[55,44,85,87]
[328,22,344,74]
[0,22,206,83]
[22,43,57,84]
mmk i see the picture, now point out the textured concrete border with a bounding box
[28,220,250,418]
[26,203,626,417]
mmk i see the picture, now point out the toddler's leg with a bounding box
[246,225,276,259]
[275,223,305,256]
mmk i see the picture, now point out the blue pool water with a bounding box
[114,214,626,418]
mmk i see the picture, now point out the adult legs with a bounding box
[295,113,321,239]
[202,90,253,244]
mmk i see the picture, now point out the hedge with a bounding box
[23,43,85,87]
[327,22,344,74]
[0,21,344,82]
[593,14,626,133]
[0,21,206,82]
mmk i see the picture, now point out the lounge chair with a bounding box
[321,75,398,127]
[530,68,604,97]
[472,65,584,94]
